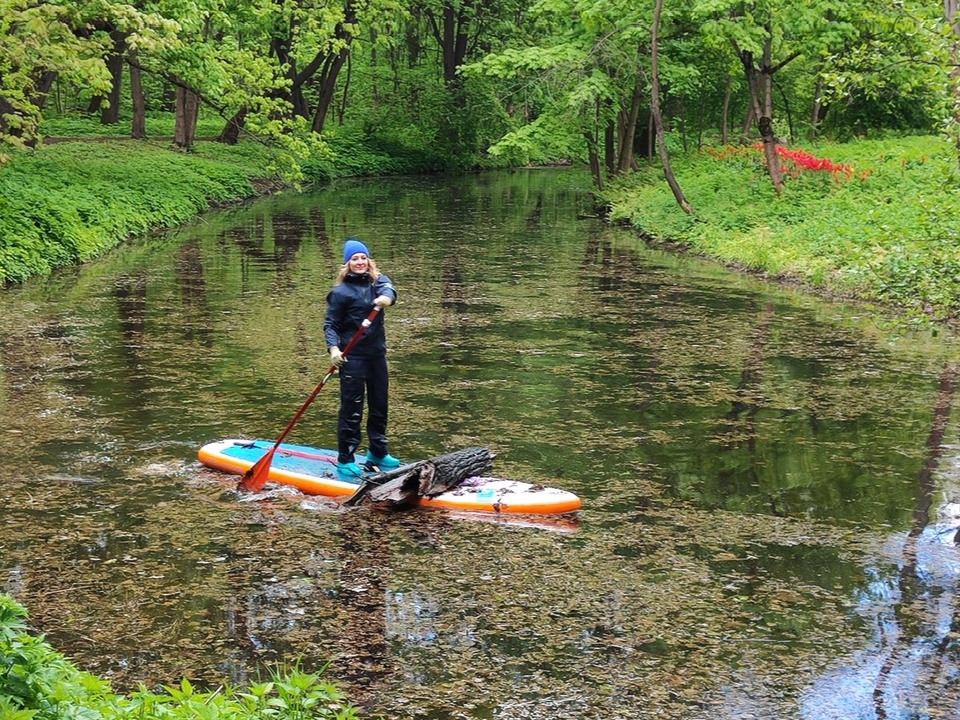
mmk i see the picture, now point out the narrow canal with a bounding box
[2,169,959,719]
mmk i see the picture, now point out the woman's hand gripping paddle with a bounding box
[237,306,381,492]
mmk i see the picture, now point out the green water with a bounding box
[2,169,959,719]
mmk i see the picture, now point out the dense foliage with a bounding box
[0,140,259,283]
[3,0,960,318]
[604,134,960,320]
[0,594,358,720]
[1,0,953,167]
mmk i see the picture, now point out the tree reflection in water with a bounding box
[802,361,960,719]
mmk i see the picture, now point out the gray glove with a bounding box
[329,346,346,368]
[373,294,393,308]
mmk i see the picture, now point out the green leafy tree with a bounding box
[695,0,860,195]
[467,0,658,189]
[198,0,406,151]
[399,0,529,165]
[808,1,943,140]
[0,0,177,156]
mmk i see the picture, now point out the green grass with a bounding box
[603,134,960,320]
[40,113,228,139]
[0,594,358,720]
[0,110,478,284]
[0,139,269,283]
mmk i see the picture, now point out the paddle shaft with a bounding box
[238,306,381,491]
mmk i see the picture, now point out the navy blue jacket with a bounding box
[323,272,397,358]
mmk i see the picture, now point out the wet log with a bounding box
[343,447,494,509]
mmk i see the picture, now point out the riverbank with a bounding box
[4,131,959,324]
[602,134,960,323]
[0,124,449,284]
[0,140,263,283]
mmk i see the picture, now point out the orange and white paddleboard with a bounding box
[198,439,581,516]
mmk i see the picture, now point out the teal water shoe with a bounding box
[336,462,363,479]
[366,452,401,469]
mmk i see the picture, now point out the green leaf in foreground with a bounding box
[0,594,358,720]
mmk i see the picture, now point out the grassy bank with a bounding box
[0,593,358,720]
[5,127,960,325]
[0,117,453,284]
[603,134,960,322]
[0,140,266,283]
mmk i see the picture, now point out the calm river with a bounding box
[3,169,960,719]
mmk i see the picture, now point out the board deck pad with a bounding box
[198,439,581,516]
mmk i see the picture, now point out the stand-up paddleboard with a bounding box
[198,439,582,516]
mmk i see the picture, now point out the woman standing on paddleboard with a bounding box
[324,238,400,479]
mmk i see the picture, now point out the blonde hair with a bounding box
[336,258,380,284]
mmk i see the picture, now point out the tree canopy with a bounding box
[0,0,955,187]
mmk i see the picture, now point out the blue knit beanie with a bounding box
[342,238,370,263]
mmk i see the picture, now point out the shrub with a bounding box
[0,594,358,720]
[604,135,960,319]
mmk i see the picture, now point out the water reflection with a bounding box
[334,512,390,707]
[2,170,960,719]
[801,361,960,720]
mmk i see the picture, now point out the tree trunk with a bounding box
[776,77,794,139]
[604,119,616,175]
[741,34,783,196]
[406,16,421,67]
[369,29,379,107]
[441,3,458,84]
[740,102,753,141]
[679,101,688,152]
[301,0,356,133]
[129,50,146,138]
[425,0,472,90]
[696,86,706,149]
[438,1,470,86]
[271,33,308,118]
[584,131,603,191]
[651,0,692,214]
[808,74,824,140]
[721,74,731,145]
[647,112,654,159]
[311,49,350,133]
[31,71,57,111]
[100,32,126,125]
[619,69,644,172]
[173,86,199,150]
[345,447,495,508]
[337,52,352,125]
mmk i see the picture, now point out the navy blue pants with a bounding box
[337,354,389,464]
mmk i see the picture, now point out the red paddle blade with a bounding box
[237,449,275,492]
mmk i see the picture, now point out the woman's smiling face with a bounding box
[347,253,369,274]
